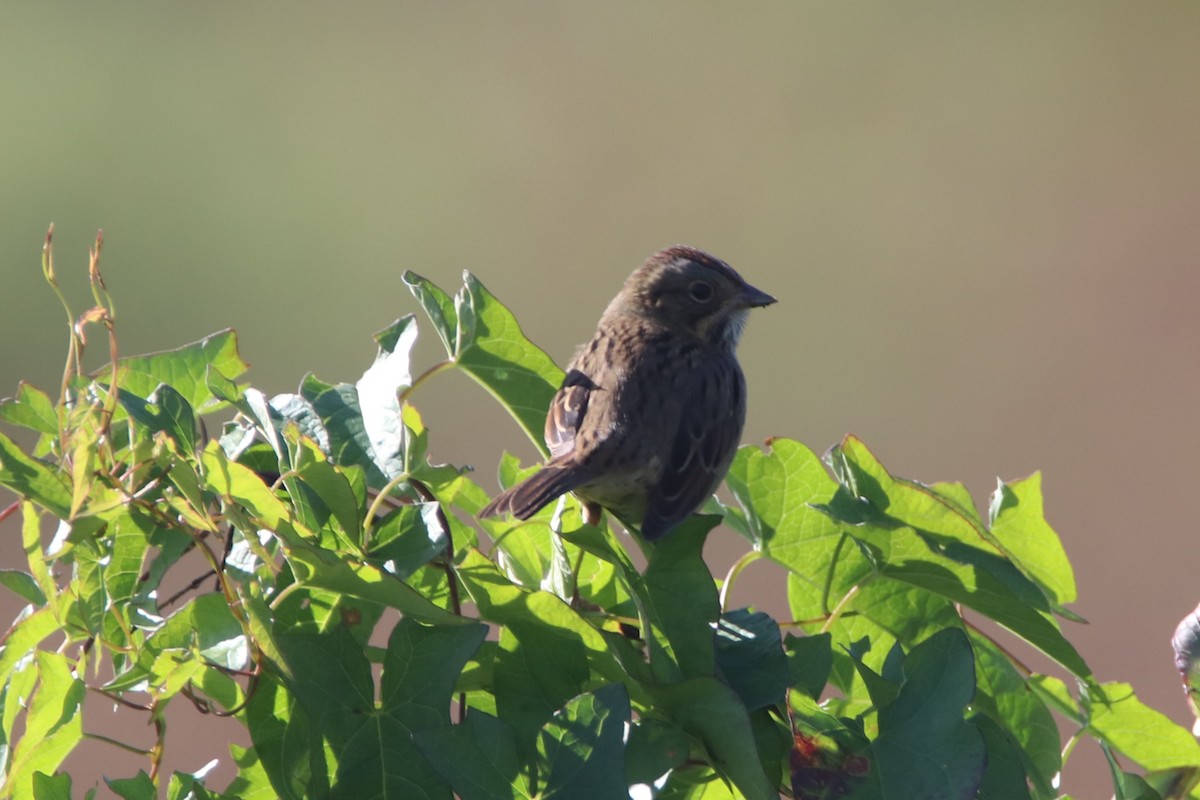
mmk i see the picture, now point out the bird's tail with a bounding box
[478,464,588,522]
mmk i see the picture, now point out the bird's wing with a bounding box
[545,368,597,458]
[641,368,745,540]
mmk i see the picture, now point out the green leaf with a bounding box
[455,549,630,748]
[795,569,959,697]
[117,384,198,455]
[973,715,1033,800]
[625,718,690,787]
[1028,673,1082,722]
[0,382,58,436]
[325,618,488,799]
[413,272,564,456]
[0,606,59,687]
[643,515,721,681]
[167,771,216,800]
[296,376,385,485]
[493,622,590,749]
[402,271,458,356]
[221,744,281,800]
[862,525,1091,679]
[649,677,777,800]
[270,626,377,793]
[829,436,999,553]
[785,632,833,700]
[725,439,844,576]
[291,436,362,551]
[103,509,154,609]
[0,569,46,606]
[989,472,1077,606]
[105,771,156,800]
[0,431,72,518]
[367,502,448,579]
[6,652,85,799]
[538,684,630,800]
[245,675,329,800]
[456,548,628,687]
[381,618,489,730]
[413,712,532,800]
[353,316,418,479]
[204,362,244,406]
[1084,682,1200,772]
[157,592,246,664]
[21,502,57,610]
[660,767,743,798]
[112,329,248,413]
[847,641,902,709]
[286,544,464,626]
[714,609,788,712]
[969,631,1060,796]
[872,629,985,799]
[31,771,73,800]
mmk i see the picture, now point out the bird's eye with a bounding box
[688,281,714,302]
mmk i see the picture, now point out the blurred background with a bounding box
[3,3,1199,796]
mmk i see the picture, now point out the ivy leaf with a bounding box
[871,629,986,799]
[414,711,532,800]
[649,677,776,800]
[404,271,563,456]
[0,382,58,436]
[0,431,72,518]
[31,771,72,800]
[537,684,630,800]
[106,771,157,800]
[6,653,85,798]
[785,632,833,700]
[626,719,690,787]
[989,472,1078,607]
[402,272,458,356]
[714,608,788,712]
[1084,682,1200,772]
[969,631,1060,797]
[725,439,844,573]
[111,329,248,412]
[354,316,418,480]
[643,515,721,681]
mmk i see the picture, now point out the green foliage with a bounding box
[0,232,1197,798]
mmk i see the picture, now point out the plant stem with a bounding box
[821,584,862,634]
[398,359,455,405]
[719,550,760,612]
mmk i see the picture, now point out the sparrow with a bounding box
[479,245,775,540]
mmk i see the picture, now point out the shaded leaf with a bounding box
[785,632,833,700]
[31,771,72,800]
[538,684,630,800]
[650,677,776,800]
[643,515,721,681]
[414,711,532,800]
[872,629,985,800]
[714,608,788,712]
[626,718,690,787]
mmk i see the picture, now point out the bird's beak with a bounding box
[738,283,777,308]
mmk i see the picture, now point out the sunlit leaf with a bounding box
[111,329,248,412]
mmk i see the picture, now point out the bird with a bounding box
[478,245,775,540]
